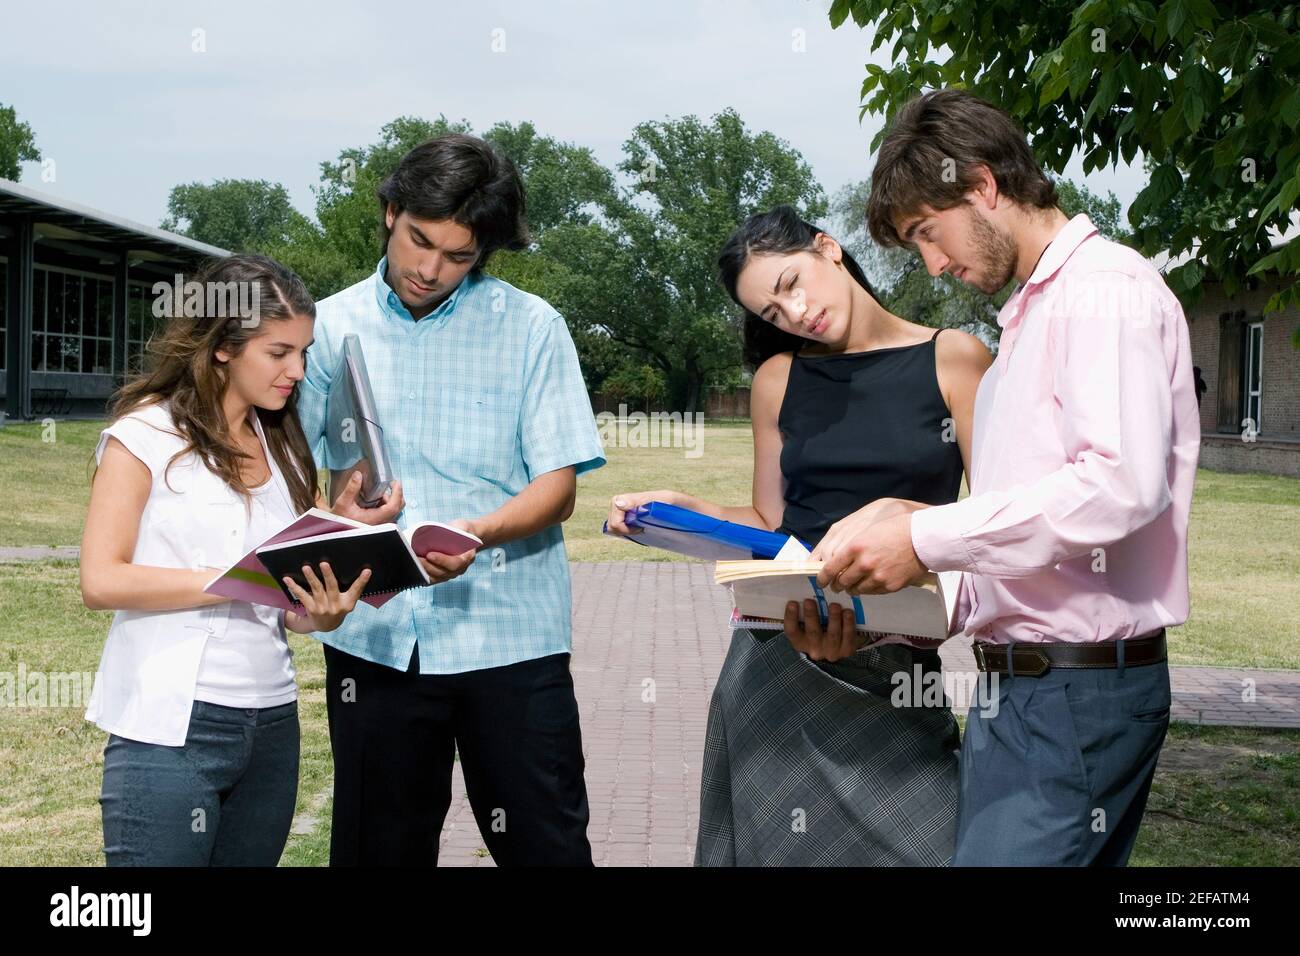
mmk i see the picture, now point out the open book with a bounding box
[716,556,960,650]
[203,508,481,611]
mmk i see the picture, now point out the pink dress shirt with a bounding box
[910,214,1200,644]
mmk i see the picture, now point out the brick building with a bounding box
[1187,272,1300,478]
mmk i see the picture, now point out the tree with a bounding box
[0,103,41,181]
[830,0,1300,325]
[161,179,310,252]
[1057,178,1127,243]
[600,364,667,410]
[482,120,617,233]
[830,175,1130,343]
[586,108,827,410]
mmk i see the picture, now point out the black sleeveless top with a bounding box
[776,328,963,548]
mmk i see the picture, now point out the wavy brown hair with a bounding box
[867,88,1059,248]
[99,254,319,515]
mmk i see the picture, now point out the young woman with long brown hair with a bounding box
[80,254,374,866]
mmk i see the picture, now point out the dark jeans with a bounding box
[324,644,592,867]
[953,657,1171,866]
[100,700,300,866]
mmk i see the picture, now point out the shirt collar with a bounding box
[1025,213,1097,287]
[372,255,475,322]
[997,213,1097,329]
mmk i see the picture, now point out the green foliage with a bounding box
[160,179,311,253]
[1056,178,1128,243]
[599,363,667,407]
[595,108,827,409]
[830,0,1300,315]
[0,103,41,181]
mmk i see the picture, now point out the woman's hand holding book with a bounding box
[607,490,684,536]
[283,561,371,633]
[782,599,866,662]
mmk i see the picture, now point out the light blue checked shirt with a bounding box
[296,257,605,674]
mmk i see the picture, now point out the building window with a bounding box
[29,266,115,375]
[126,282,159,375]
[1216,311,1266,437]
[1243,321,1263,435]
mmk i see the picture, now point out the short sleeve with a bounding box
[94,405,180,483]
[519,308,606,481]
[297,316,335,468]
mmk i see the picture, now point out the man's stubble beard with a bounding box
[966,205,1018,295]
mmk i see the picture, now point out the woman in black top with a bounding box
[607,206,991,865]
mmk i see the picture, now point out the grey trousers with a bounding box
[953,657,1170,866]
[100,699,300,866]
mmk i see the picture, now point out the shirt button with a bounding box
[408,390,416,399]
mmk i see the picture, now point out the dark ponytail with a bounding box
[718,205,878,369]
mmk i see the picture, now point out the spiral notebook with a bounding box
[256,522,482,609]
[203,507,480,611]
[717,558,964,649]
[204,508,395,611]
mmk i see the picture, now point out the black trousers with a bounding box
[323,643,592,867]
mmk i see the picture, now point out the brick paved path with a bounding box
[0,546,80,562]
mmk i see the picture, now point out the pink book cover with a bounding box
[203,508,399,611]
[408,522,481,558]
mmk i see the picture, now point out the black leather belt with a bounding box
[971,630,1166,677]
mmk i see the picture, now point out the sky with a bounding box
[1,0,1151,232]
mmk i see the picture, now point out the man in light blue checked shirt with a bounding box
[296,134,605,867]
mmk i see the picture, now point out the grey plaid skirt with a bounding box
[695,628,960,866]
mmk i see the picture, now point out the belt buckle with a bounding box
[972,640,989,672]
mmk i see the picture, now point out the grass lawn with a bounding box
[1,417,1296,866]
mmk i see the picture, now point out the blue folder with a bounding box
[602,501,802,560]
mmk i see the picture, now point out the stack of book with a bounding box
[606,501,958,649]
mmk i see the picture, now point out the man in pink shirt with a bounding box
[811,89,1200,865]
